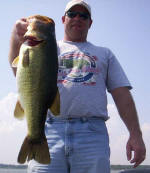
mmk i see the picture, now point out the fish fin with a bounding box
[22,49,29,67]
[12,56,19,67]
[18,136,50,164]
[50,89,60,116]
[14,100,25,120]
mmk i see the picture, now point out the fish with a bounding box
[12,15,60,164]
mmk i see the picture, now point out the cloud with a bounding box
[106,104,129,164]
[0,93,27,164]
[106,104,150,165]
[0,92,17,119]
[142,123,150,132]
[0,93,26,133]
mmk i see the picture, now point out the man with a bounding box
[9,0,146,173]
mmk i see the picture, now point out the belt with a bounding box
[47,116,105,123]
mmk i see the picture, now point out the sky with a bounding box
[0,0,150,166]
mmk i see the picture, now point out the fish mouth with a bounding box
[24,36,44,46]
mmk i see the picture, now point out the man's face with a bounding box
[62,5,92,42]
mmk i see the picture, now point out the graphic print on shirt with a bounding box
[58,51,100,85]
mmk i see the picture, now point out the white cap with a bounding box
[65,0,91,16]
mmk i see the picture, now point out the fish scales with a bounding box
[19,44,57,138]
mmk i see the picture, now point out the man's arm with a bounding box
[110,87,146,168]
[9,18,28,76]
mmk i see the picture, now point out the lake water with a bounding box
[0,168,27,173]
[0,168,121,173]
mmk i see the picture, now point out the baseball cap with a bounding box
[65,0,91,16]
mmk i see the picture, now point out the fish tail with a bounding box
[18,136,50,164]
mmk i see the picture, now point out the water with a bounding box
[112,171,121,173]
[0,168,27,173]
[0,168,121,173]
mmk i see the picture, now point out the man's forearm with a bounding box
[111,87,142,136]
[9,18,28,76]
[9,30,22,76]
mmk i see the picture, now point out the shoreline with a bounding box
[0,164,150,170]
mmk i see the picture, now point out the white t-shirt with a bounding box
[53,40,132,120]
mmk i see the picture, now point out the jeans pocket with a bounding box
[88,119,107,133]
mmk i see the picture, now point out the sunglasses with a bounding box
[66,11,90,20]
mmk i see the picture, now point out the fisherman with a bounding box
[9,0,146,173]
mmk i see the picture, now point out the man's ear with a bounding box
[62,16,65,24]
[89,19,93,29]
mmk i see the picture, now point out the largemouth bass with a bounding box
[12,15,60,164]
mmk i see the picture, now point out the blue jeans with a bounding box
[28,116,110,173]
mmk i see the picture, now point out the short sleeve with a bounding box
[106,49,132,92]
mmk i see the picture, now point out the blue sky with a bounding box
[0,0,150,165]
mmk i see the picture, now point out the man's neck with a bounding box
[63,36,87,43]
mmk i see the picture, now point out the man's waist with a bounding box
[47,115,108,122]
